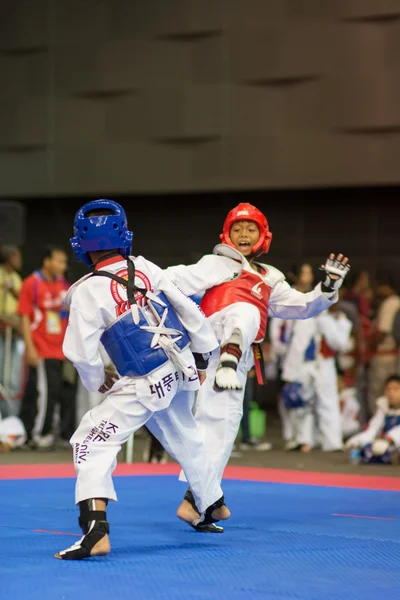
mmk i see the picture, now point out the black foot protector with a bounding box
[57,520,110,560]
[185,490,225,533]
[57,500,110,560]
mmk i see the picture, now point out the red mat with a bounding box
[1,462,400,491]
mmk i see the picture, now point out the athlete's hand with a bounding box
[26,347,40,368]
[319,253,350,294]
[98,368,119,394]
[198,370,207,386]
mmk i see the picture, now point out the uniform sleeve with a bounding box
[281,320,316,383]
[268,281,337,320]
[165,255,240,297]
[17,277,35,317]
[386,424,400,447]
[350,409,385,446]
[62,286,106,393]
[316,312,352,352]
[157,269,219,355]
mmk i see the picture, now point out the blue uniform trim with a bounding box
[384,414,400,433]
[304,338,316,362]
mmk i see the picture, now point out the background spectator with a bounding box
[367,277,400,415]
[0,245,24,413]
[17,245,71,450]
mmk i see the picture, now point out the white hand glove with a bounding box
[319,254,350,294]
[214,367,242,391]
[372,438,391,457]
[345,436,361,450]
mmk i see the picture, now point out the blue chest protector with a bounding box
[384,414,400,433]
[92,258,190,378]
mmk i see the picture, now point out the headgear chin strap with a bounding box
[70,199,133,267]
[220,203,272,255]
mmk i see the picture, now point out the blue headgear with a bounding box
[70,199,133,266]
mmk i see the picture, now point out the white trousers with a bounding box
[71,381,223,514]
[285,405,315,447]
[179,301,260,483]
[279,359,342,450]
[315,358,343,451]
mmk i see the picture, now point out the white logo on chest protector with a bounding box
[251,281,264,299]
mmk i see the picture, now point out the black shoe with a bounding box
[18,439,37,451]
[185,489,225,533]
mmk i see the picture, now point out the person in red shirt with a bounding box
[18,245,70,449]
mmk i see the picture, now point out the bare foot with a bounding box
[300,444,312,454]
[0,442,12,454]
[177,499,231,524]
[212,505,231,521]
[176,499,200,524]
[54,533,111,560]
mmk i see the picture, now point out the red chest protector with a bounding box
[200,270,272,342]
[320,337,336,359]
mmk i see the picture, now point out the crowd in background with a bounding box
[1,243,400,464]
[248,262,400,461]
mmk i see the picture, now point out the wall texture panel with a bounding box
[1,0,400,196]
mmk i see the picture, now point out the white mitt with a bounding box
[372,438,391,456]
[319,254,350,294]
[214,367,242,391]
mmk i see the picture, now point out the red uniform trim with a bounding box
[200,270,272,342]
[320,337,336,359]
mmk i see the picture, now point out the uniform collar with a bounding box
[35,269,60,282]
[95,255,125,270]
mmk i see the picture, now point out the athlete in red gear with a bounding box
[166,203,350,531]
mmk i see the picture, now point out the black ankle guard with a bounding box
[58,521,110,560]
[217,360,238,371]
[184,489,199,512]
[203,495,225,525]
[78,499,108,534]
[186,491,225,533]
[194,495,225,526]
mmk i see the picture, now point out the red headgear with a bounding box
[220,203,272,255]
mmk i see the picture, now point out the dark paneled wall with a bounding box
[13,188,400,286]
[1,1,400,196]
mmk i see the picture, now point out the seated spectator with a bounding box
[345,375,400,464]
[0,408,26,452]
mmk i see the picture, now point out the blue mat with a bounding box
[1,476,400,600]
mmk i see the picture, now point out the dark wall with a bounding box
[11,186,400,287]
[1,1,400,196]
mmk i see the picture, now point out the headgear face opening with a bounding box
[220,203,272,255]
[70,199,133,266]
